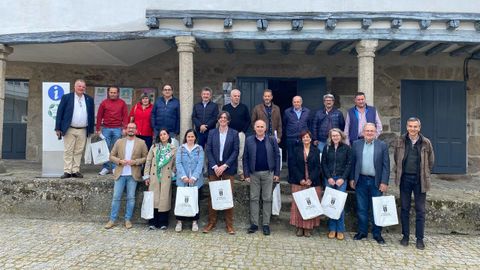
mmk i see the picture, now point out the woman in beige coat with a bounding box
[144,128,176,230]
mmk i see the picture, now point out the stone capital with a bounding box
[0,44,14,61]
[356,40,378,58]
[175,36,196,53]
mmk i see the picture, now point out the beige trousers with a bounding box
[63,127,87,173]
[237,132,246,176]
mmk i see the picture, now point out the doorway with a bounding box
[2,79,28,159]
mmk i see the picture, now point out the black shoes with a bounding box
[373,235,386,244]
[247,224,258,234]
[262,225,271,236]
[60,173,71,179]
[400,236,409,246]
[71,172,83,178]
[416,239,425,250]
[353,233,368,240]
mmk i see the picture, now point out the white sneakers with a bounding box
[192,221,199,232]
[175,221,182,232]
[98,168,110,176]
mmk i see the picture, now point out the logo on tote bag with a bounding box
[306,197,312,206]
[383,204,388,213]
[185,196,190,204]
[219,189,224,197]
[330,197,336,205]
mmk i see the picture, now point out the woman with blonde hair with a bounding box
[321,128,352,240]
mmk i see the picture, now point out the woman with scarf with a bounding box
[144,128,176,230]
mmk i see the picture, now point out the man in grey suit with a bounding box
[350,122,390,244]
[243,120,281,235]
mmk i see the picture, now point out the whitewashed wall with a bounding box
[1,0,479,35]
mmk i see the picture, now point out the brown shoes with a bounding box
[125,220,133,229]
[336,232,345,240]
[226,226,235,235]
[104,220,115,229]
[328,231,336,239]
[296,228,304,237]
[304,229,312,237]
[202,223,216,233]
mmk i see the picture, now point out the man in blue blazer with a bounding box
[55,79,95,179]
[350,122,390,244]
[204,111,239,235]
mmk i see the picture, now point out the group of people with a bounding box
[55,79,435,250]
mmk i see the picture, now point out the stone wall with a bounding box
[5,48,480,174]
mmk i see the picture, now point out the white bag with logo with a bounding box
[321,186,348,220]
[372,195,399,227]
[84,136,92,164]
[292,187,323,220]
[141,191,154,219]
[272,183,281,216]
[174,186,199,217]
[90,139,110,165]
[209,180,234,210]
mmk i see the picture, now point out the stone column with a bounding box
[356,40,378,105]
[175,36,196,139]
[0,44,13,173]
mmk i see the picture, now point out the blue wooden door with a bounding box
[297,78,327,112]
[401,80,466,174]
[2,80,28,159]
[237,78,268,113]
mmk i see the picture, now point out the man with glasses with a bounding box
[151,84,180,139]
[55,79,95,178]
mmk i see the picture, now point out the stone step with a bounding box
[0,175,478,234]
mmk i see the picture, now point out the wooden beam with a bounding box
[377,41,403,56]
[361,19,373,30]
[325,19,337,30]
[257,19,268,31]
[419,20,431,30]
[305,41,322,55]
[472,49,480,59]
[447,20,460,30]
[391,19,402,29]
[280,42,291,55]
[400,42,430,56]
[449,44,476,57]
[183,17,194,28]
[146,10,480,21]
[224,40,234,54]
[197,39,211,53]
[327,41,355,55]
[291,20,304,31]
[424,43,451,56]
[224,18,233,29]
[146,17,159,29]
[254,41,266,54]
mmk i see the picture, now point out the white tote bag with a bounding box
[372,195,399,227]
[321,186,348,220]
[272,183,281,216]
[209,180,234,210]
[278,147,283,171]
[174,186,199,217]
[90,139,110,165]
[141,191,154,219]
[84,136,92,164]
[292,187,323,220]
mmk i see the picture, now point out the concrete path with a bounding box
[0,216,479,269]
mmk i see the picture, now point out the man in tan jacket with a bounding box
[251,89,282,143]
[104,122,148,229]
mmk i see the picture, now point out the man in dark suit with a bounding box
[243,119,280,235]
[192,87,219,147]
[55,79,95,178]
[350,122,390,244]
[203,111,239,235]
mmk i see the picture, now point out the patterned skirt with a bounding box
[289,184,323,229]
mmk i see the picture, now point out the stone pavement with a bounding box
[0,216,479,270]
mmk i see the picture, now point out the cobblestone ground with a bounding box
[0,217,479,269]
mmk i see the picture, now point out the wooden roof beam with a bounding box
[254,41,266,54]
[327,41,355,55]
[197,39,211,53]
[305,41,322,55]
[450,44,476,57]
[377,41,403,56]
[281,42,291,55]
[400,42,430,56]
[224,40,234,54]
[424,43,451,56]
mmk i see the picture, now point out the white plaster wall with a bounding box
[1,0,479,35]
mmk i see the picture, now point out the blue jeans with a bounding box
[356,175,383,236]
[400,174,426,240]
[325,176,347,232]
[109,176,138,221]
[102,127,122,171]
[286,138,299,182]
